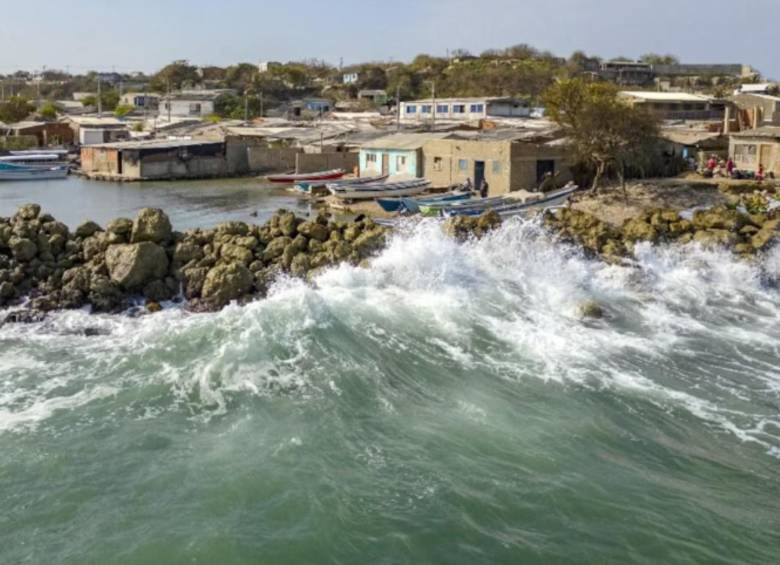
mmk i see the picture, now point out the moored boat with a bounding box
[377,191,472,213]
[0,161,70,181]
[295,174,388,193]
[441,186,580,217]
[267,169,345,184]
[328,178,431,200]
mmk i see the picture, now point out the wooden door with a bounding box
[381,153,389,175]
[759,144,772,169]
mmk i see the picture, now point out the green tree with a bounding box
[81,95,97,108]
[114,104,134,118]
[150,61,201,92]
[639,53,680,65]
[0,96,35,123]
[39,101,58,120]
[542,78,659,192]
[224,63,259,92]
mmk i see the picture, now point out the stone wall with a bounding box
[296,152,359,174]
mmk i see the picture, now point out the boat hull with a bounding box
[0,167,69,181]
[377,191,471,213]
[267,169,345,183]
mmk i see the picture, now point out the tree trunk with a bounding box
[619,160,628,203]
[590,161,606,193]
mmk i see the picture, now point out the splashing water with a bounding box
[2,217,780,564]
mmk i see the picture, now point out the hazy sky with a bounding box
[1,0,777,78]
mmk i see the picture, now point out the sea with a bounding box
[1,177,779,564]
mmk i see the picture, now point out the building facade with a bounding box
[399,97,530,123]
[619,91,720,120]
[730,127,780,175]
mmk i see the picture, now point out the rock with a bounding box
[9,237,37,262]
[352,228,386,258]
[42,221,69,238]
[278,212,299,237]
[578,300,604,319]
[693,229,737,248]
[216,221,249,236]
[146,301,162,313]
[182,266,209,299]
[739,225,760,236]
[106,218,133,235]
[105,242,169,290]
[476,210,502,235]
[201,263,253,306]
[621,218,658,243]
[263,237,292,261]
[0,281,14,299]
[234,236,258,250]
[220,244,254,265]
[290,253,311,277]
[143,279,174,302]
[297,221,329,242]
[172,241,204,268]
[75,220,102,239]
[343,224,362,242]
[16,203,41,221]
[88,275,123,312]
[131,208,172,244]
[82,232,109,261]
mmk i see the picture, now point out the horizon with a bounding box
[0,0,778,80]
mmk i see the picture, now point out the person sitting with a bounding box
[480,179,489,198]
[757,165,765,182]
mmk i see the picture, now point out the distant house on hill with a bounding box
[619,91,721,121]
[120,93,160,111]
[399,97,530,123]
[731,93,780,127]
[159,89,233,118]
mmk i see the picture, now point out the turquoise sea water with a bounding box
[1,184,779,563]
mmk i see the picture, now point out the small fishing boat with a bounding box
[295,174,388,193]
[441,186,580,217]
[267,169,345,184]
[0,161,69,181]
[328,179,431,200]
[377,191,472,213]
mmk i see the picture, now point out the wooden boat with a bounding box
[441,186,580,217]
[0,161,69,181]
[267,169,345,183]
[295,174,388,193]
[377,191,472,213]
[328,179,431,200]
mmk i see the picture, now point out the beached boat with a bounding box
[377,191,472,213]
[328,179,431,200]
[0,161,69,181]
[295,174,388,193]
[441,186,580,217]
[267,169,345,184]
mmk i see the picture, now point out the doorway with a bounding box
[474,161,485,190]
[536,160,555,184]
[759,144,772,170]
[382,153,390,175]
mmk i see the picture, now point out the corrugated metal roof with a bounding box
[88,139,224,150]
[660,129,726,145]
[360,132,451,150]
[731,126,780,139]
[620,91,712,102]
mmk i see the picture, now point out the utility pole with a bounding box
[244,91,249,122]
[97,75,102,117]
[166,78,171,123]
[260,90,264,118]
[429,80,436,128]
[396,84,401,131]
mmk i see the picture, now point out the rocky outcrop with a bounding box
[105,242,169,289]
[131,208,172,244]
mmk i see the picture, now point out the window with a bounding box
[436,104,449,114]
[396,155,407,169]
[406,105,417,114]
[734,144,757,164]
[452,104,466,114]
[492,161,502,174]
[421,105,432,114]
[458,159,468,171]
[470,104,484,113]
[366,153,377,164]
[433,157,443,171]
[188,103,202,115]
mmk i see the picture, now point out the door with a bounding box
[536,160,555,184]
[759,144,772,170]
[474,161,485,190]
[382,153,390,175]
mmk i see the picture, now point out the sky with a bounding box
[1,0,778,79]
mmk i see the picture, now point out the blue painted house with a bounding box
[358,133,448,178]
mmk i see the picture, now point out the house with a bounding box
[357,89,388,105]
[120,93,160,111]
[288,98,332,119]
[81,139,231,180]
[598,61,655,86]
[343,72,359,85]
[54,100,90,116]
[731,93,780,127]
[0,121,75,146]
[659,127,729,165]
[359,133,450,178]
[158,90,233,118]
[72,92,96,102]
[399,97,530,123]
[729,127,780,175]
[258,61,281,73]
[652,64,755,79]
[64,116,130,145]
[422,131,573,196]
[734,83,777,96]
[619,91,721,120]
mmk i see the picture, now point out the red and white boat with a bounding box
[267,169,345,183]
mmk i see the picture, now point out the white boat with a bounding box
[328,179,431,200]
[0,162,70,180]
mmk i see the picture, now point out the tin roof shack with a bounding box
[620,91,722,121]
[65,116,130,146]
[422,131,572,196]
[400,97,530,123]
[359,133,450,179]
[659,128,729,169]
[597,61,655,86]
[731,93,780,128]
[81,139,230,181]
[288,99,332,120]
[1,121,74,147]
[730,127,780,176]
[120,93,160,111]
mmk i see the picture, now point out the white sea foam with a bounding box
[0,217,779,457]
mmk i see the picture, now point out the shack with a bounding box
[64,116,130,146]
[81,139,230,180]
[0,121,75,146]
[729,127,780,176]
[359,133,449,178]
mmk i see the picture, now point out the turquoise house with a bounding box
[358,133,448,179]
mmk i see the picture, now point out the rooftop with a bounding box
[64,116,127,127]
[360,132,451,150]
[731,126,780,139]
[88,139,224,150]
[620,91,712,103]
[402,96,528,105]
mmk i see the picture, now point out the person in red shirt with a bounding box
[726,158,735,176]
[757,164,765,182]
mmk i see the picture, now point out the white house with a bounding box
[343,72,359,85]
[158,89,234,118]
[399,97,531,123]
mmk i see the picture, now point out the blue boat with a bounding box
[377,191,472,213]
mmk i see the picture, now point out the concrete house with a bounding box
[359,133,449,178]
[64,116,130,146]
[159,90,233,118]
[422,131,572,196]
[730,127,780,175]
[288,98,332,119]
[400,97,530,123]
[1,121,75,146]
[343,72,359,85]
[620,91,720,120]
[120,93,160,111]
[731,93,780,127]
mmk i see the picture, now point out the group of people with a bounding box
[702,154,767,181]
[463,178,490,198]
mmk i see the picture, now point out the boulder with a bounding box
[143,279,174,302]
[75,221,102,239]
[106,217,133,235]
[352,228,386,258]
[105,242,169,289]
[88,275,123,312]
[201,263,253,306]
[220,243,254,265]
[278,212,299,237]
[131,208,172,244]
[693,229,737,248]
[263,237,292,261]
[172,241,204,268]
[578,300,604,319]
[0,281,14,299]
[9,237,37,262]
[216,221,249,236]
[297,221,329,242]
[621,218,658,243]
[182,266,209,299]
[15,203,41,221]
